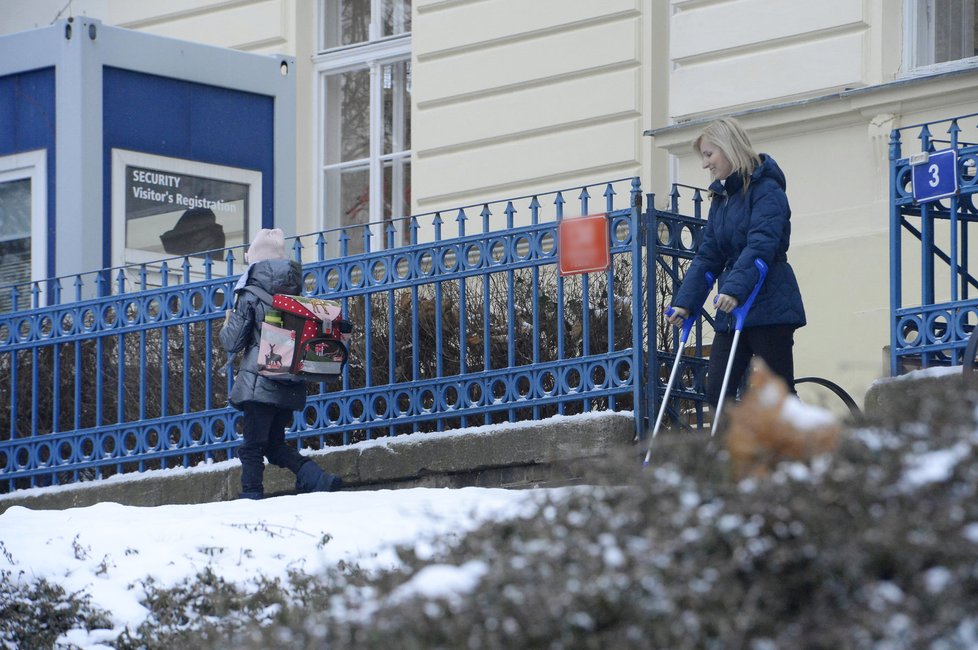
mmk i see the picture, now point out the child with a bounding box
[220,228,342,499]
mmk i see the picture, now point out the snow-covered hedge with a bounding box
[226,380,978,649]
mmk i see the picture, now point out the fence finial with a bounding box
[292,237,304,264]
[315,232,327,262]
[528,196,540,225]
[504,201,516,229]
[480,204,491,233]
[456,208,467,237]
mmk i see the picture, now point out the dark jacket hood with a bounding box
[244,259,303,296]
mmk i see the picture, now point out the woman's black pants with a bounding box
[706,324,797,408]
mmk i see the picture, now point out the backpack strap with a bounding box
[238,285,275,306]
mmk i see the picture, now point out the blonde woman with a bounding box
[666,117,805,410]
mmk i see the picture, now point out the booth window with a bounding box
[317,0,411,253]
[0,150,47,312]
[906,0,978,71]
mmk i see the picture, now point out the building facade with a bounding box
[2,0,977,402]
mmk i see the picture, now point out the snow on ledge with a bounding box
[870,365,963,388]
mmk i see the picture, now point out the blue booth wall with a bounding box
[101,67,275,269]
[0,67,57,280]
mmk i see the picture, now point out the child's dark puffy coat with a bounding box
[220,259,307,411]
[673,154,806,333]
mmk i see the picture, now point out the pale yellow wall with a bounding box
[411,0,665,218]
[668,0,905,119]
[0,0,296,53]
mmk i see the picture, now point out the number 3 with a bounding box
[928,163,940,188]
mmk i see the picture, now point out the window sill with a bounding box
[897,56,978,81]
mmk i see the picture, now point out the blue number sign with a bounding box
[912,148,958,203]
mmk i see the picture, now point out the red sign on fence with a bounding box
[558,214,611,276]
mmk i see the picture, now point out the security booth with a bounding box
[0,17,295,306]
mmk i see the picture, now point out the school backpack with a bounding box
[238,285,352,382]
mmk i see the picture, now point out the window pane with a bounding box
[124,167,249,261]
[0,237,30,312]
[928,0,978,65]
[382,0,412,38]
[384,156,411,246]
[326,67,371,164]
[325,164,370,254]
[323,0,371,49]
[383,59,412,156]
[0,177,32,311]
[0,177,31,240]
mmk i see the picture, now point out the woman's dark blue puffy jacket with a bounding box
[673,154,805,333]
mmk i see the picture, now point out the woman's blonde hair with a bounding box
[693,117,762,191]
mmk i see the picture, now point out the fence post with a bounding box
[630,182,647,439]
[643,190,657,439]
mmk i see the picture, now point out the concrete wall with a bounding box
[0,412,635,514]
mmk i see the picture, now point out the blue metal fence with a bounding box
[889,114,978,373]
[647,184,713,430]
[0,177,716,492]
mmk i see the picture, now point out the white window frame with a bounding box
[314,0,412,248]
[111,148,262,280]
[902,0,978,77]
[0,149,48,301]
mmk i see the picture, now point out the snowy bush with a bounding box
[216,379,978,649]
[0,567,111,648]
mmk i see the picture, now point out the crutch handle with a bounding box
[664,307,695,344]
[731,259,768,330]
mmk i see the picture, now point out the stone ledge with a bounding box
[0,411,636,513]
[863,367,978,429]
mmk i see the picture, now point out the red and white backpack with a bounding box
[239,286,352,383]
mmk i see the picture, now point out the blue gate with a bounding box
[0,178,716,492]
[889,114,978,373]
[647,184,713,430]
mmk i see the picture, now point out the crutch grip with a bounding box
[731,259,768,330]
[664,307,695,344]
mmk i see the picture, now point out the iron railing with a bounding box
[1,178,719,492]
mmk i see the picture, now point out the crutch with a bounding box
[710,258,769,436]
[643,271,715,467]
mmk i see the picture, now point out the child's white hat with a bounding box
[245,228,286,263]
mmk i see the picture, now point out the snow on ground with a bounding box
[0,410,629,648]
[0,486,556,649]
